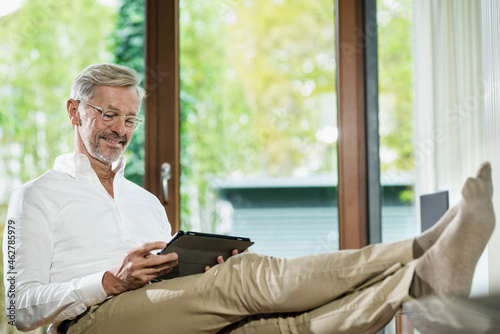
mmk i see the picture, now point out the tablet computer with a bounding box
[156,231,254,280]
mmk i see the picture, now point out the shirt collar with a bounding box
[112,155,127,178]
[53,153,127,179]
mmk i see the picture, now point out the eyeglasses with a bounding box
[77,100,143,131]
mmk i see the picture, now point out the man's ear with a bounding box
[66,99,81,126]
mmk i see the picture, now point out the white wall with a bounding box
[482,0,500,295]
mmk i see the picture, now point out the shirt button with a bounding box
[79,156,84,161]
[92,179,97,183]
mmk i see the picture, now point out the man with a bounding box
[3,63,496,334]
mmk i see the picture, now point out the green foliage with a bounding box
[179,0,337,230]
[0,1,117,332]
[398,187,414,203]
[179,1,256,230]
[0,0,117,210]
[110,0,415,227]
[377,0,414,203]
[377,0,414,172]
[113,0,146,186]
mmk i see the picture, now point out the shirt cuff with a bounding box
[77,271,108,307]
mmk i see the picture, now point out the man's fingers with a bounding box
[150,260,178,272]
[125,245,177,273]
[134,241,167,256]
[205,256,224,272]
[231,248,248,256]
[143,261,178,278]
[147,252,178,267]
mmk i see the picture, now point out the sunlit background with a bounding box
[0,1,424,333]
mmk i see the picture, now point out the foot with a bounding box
[413,162,494,259]
[411,162,495,297]
[475,161,494,199]
[413,204,459,259]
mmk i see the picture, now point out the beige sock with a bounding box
[413,204,459,259]
[411,162,495,298]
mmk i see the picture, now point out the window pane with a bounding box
[0,1,120,333]
[0,0,118,219]
[179,0,338,257]
[113,0,146,187]
[377,0,418,243]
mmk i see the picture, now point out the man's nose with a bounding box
[110,116,128,136]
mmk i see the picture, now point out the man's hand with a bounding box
[204,248,249,272]
[103,241,178,296]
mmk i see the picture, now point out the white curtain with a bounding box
[413,0,487,295]
[482,0,500,295]
[413,0,484,204]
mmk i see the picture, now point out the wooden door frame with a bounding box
[335,0,367,249]
[144,0,180,233]
[144,0,379,245]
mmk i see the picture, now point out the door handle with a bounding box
[161,162,171,203]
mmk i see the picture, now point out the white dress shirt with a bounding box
[3,153,172,331]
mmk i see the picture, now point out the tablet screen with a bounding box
[156,231,254,280]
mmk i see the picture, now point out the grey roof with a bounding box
[212,171,415,189]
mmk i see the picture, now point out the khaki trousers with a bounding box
[67,239,416,334]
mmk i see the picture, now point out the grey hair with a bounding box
[70,63,145,105]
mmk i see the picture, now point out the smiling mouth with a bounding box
[101,136,126,147]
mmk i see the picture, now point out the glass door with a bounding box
[376,0,418,243]
[179,0,339,257]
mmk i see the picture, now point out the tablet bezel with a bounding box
[156,230,254,280]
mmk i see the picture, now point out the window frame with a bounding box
[144,0,181,232]
[144,0,379,248]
